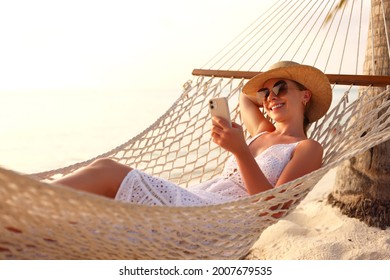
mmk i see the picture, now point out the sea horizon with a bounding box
[0,87,181,173]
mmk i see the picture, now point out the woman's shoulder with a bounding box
[295,138,323,156]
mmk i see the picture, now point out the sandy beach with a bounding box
[247,168,390,260]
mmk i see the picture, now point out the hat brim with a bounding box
[242,64,332,122]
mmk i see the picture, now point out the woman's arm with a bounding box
[233,147,274,194]
[239,92,275,136]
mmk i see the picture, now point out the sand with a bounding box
[247,168,390,260]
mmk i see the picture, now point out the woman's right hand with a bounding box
[211,117,248,156]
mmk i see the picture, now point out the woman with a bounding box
[53,61,332,205]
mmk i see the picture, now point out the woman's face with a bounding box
[260,78,310,123]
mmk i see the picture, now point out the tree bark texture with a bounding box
[329,0,390,229]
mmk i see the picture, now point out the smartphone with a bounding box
[209,97,232,127]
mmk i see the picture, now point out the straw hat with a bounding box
[242,61,332,122]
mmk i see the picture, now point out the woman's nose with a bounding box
[267,91,278,102]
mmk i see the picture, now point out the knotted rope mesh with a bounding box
[0,77,389,259]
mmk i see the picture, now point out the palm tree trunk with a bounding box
[328,0,390,229]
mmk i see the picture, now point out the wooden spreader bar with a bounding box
[192,69,390,87]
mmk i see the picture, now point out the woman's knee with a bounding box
[90,158,118,169]
[90,158,132,179]
[88,158,133,197]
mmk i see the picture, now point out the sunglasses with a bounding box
[257,80,289,101]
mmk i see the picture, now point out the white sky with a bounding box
[0,0,275,92]
[0,0,371,173]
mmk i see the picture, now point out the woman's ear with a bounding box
[302,90,312,105]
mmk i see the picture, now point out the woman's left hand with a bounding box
[211,117,248,155]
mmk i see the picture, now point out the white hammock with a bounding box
[1,80,389,259]
[1,0,390,259]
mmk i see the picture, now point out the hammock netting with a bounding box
[1,0,389,259]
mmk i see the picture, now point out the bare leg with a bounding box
[53,158,132,198]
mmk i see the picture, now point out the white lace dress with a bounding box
[115,132,300,206]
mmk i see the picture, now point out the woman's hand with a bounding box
[211,117,248,155]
